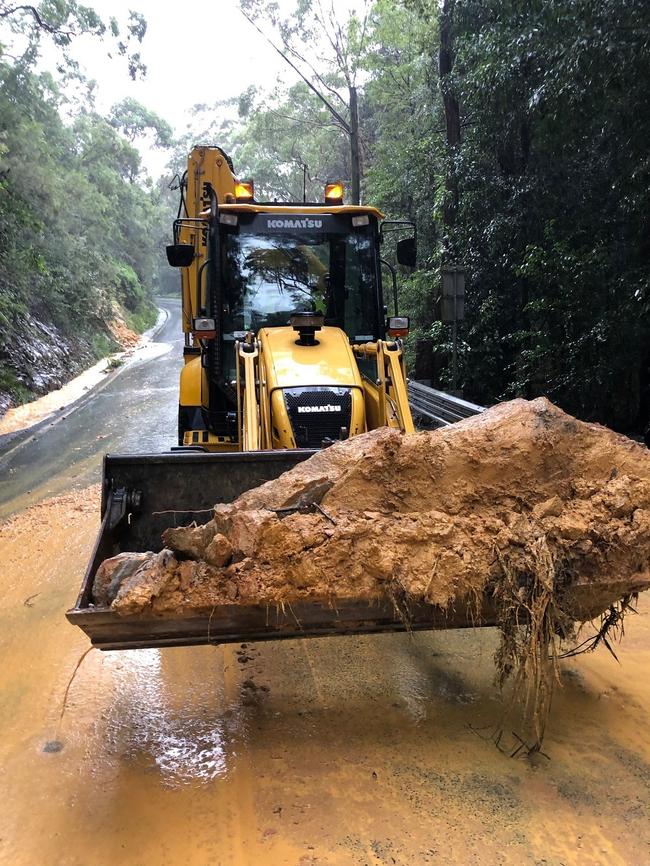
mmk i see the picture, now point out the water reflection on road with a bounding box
[102,648,229,787]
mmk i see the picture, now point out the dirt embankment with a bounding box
[107,312,141,349]
[0,304,142,421]
[95,397,650,623]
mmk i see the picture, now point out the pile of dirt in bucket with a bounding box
[92,397,650,745]
[94,397,650,618]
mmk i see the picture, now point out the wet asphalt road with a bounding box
[0,299,183,519]
[1,494,649,865]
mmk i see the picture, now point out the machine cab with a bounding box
[217,207,384,382]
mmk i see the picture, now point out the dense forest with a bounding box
[0,3,166,411]
[1,0,648,434]
[219,0,650,433]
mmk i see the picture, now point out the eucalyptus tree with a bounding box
[0,0,147,78]
[239,0,372,203]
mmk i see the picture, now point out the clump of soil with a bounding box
[95,398,650,616]
[93,398,650,742]
[107,310,140,349]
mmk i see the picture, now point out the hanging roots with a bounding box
[387,573,414,633]
[59,646,95,724]
[490,538,638,752]
[557,593,637,662]
[492,536,575,751]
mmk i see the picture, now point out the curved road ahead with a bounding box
[0,299,183,519]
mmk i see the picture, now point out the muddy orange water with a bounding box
[0,489,649,866]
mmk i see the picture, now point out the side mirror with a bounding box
[166,244,195,268]
[396,237,417,268]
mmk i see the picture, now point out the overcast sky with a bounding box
[36,0,299,176]
[69,1,292,120]
[2,0,367,178]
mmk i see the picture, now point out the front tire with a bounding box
[178,405,205,446]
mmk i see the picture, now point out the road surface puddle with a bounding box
[100,648,229,786]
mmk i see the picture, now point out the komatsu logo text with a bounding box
[296,404,341,414]
[266,218,323,230]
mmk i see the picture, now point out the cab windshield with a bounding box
[220,213,380,344]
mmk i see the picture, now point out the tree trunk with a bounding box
[349,86,361,205]
[438,0,462,391]
[439,0,460,227]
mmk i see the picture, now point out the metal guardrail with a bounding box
[408,380,485,427]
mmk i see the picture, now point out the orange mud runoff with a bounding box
[0,489,649,866]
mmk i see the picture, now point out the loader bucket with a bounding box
[68,449,504,651]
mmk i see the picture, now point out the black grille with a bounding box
[283,387,352,448]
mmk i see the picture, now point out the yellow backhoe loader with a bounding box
[171,146,416,452]
[68,145,438,649]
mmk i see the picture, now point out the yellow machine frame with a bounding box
[175,145,414,452]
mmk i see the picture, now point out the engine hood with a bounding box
[258,326,363,391]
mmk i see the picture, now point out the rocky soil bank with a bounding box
[0,305,145,417]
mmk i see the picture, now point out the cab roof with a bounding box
[220,203,385,220]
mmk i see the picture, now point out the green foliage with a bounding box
[109,97,173,147]
[168,0,650,432]
[90,333,118,359]
[0,1,147,79]
[441,0,650,429]
[0,364,33,403]
[231,0,650,431]
[174,85,349,202]
[3,0,647,433]
[0,55,167,377]
[362,1,440,251]
[125,305,157,334]
[114,263,147,311]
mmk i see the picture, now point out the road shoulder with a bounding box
[0,307,168,455]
